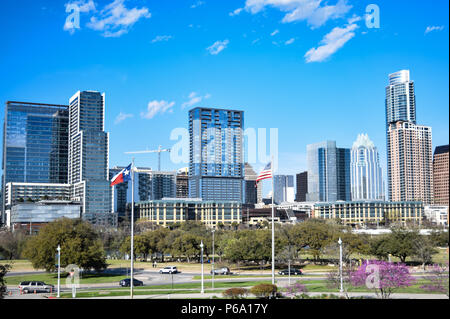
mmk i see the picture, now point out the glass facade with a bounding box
[306,141,350,202]
[2,102,69,185]
[273,175,295,204]
[189,108,244,201]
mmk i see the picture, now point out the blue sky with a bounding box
[1,0,449,189]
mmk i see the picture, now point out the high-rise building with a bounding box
[2,101,69,224]
[188,107,244,201]
[350,134,384,201]
[385,70,416,125]
[68,91,112,223]
[387,121,433,203]
[176,168,189,199]
[273,175,295,204]
[295,171,308,202]
[385,70,433,204]
[110,166,177,218]
[306,141,350,202]
[433,145,449,205]
[244,163,262,205]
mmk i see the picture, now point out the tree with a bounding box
[119,234,152,260]
[350,260,415,299]
[250,284,278,299]
[283,281,308,299]
[291,220,334,263]
[23,218,107,272]
[413,235,438,270]
[420,263,449,297]
[171,233,202,262]
[0,229,29,260]
[368,235,390,260]
[386,227,420,263]
[0,264,11,299]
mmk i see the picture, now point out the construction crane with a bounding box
[125,145,171,171]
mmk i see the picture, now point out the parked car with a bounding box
[119,278,144,287]
[19,281,55,294]
[159,266,179,274]
[211,267,232,275]
[278,269,302,276]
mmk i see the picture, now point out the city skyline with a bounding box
[1,0,448,182]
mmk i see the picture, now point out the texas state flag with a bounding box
[110,164,132,187]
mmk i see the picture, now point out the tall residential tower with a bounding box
[189,107,244,201]
[385,70,433,204]
[68,91,112,223]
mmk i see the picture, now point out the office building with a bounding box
[295,171,308,202]
[68,91,112,223]
[9,200,81,233]
[188,107,244,201]
[273,175,295,204]
[433,145,449,205]
[386,70,433,204]
[424,205,448,227]
[110,166,177,218]
[306,141,350,202]
[244,163,261,205]
[137,198,242,228]
[314,201,423,226]
[350,134,384,201]
[2,101,69,224]
[176,168,189,199]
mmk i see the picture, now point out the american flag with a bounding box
[256,162,273,183]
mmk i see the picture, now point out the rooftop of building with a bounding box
[434,144,449,155]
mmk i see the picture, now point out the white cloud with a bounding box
[63,0,96,34]
[245,0,352,29]
[114,112,134,124]
[230,7,244,16]
[141,100,175,119]
[191,1,205,9]
[87,0,151,37]
[304,22,358,62]
[152,35,173,43]
[206,39,229,55]
[270,29,279,36]
[425,25,445,34]
[182,92,211,109]
[285,37,295,45]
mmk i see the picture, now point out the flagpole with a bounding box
[271,156,275,285]
[130,158,135,299]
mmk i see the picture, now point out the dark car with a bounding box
[278,269,302,276]
[119,278,144,287]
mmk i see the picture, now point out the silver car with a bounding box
[19,281,55,294]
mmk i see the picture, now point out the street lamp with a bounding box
[211,229,215,291]
[56,245,61,298]
[338,238,343,294]
[200,240,204,294]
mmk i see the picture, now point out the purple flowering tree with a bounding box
[350,260,415,299]
[283,281,308,299]
[421,263,449,297]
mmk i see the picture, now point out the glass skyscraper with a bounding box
[189,107,244,201]
[2,101,69,224]
[68,91,111,222]
[306,141,350,202]
[350,134,384,201]
[273,175,295,204]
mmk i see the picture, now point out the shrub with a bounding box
[222,288,248,299]
[250,284,277,299]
